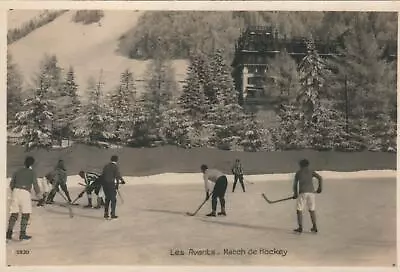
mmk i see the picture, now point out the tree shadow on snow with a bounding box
[142,208,187,216]
[199,219,292,234]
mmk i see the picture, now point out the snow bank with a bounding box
[9,170,394,189]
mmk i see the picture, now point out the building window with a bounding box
[247,77,264,86]
[248,77,257,85]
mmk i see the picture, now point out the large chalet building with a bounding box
[231,26,397,109]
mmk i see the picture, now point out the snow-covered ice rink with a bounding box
[6,171,396,266]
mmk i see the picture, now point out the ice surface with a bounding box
[6,171,396,266]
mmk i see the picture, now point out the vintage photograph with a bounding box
[6,8,397,266]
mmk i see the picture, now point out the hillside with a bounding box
[8,10,48,29]
[8,10,188,95]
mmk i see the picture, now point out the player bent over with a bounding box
[201,164,228,217]
[46,160,72,203]
[78,171,105,208]
[6,156,41,241]
[292,159,322,233]
[36,176,52,207]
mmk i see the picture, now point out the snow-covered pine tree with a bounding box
[35,54,65,145]
[75,73,113,145]
[298,37,328,119]
[297,37,346,150]
[329,16,395,151]
[132,58,177,147]
[240,111,269,152]
[179,54,209,122]
[208,49,237,105]
[271,104,306,150]
[161,104,193,148]
[109,69,136,144]
[7,53,23,129]
[13,68,54,150]
[56,66,80,144]
[206,49,251,150]
[307,100,349,151]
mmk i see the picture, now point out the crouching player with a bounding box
[78,171,105,208]
[6,156,41,241]
[36,176,52,207]
[292,159,323,233]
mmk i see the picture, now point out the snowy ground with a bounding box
[6,171,396,266]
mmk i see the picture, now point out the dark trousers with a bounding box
[48,182,72,202]
[232,174,245,192]
[212,176,228,212]
[103,183,117,216]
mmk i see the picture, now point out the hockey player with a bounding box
[231,159,245,192]
[101,155,125,219]
[78,170,105,208]
[201,164,228,217]
[292,159,323,233]
[36,176,51,207]
[46,160,72,204]
[6,156,41,241]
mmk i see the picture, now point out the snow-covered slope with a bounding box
[8,10,188,95]
[7,10,48,29]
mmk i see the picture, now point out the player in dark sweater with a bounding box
[231,159,245,192]
[7,156,41,241]
[101,155,125,219]
[46,160,72,203]
[292,159,323,233]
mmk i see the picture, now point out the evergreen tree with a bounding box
[109,69,136,144]
[75,74,112,144]
[35,54,65,144]
[54,66,80,143]
[179,54,209,121]
[132,58,177,146]
[240,112,268,151]
[329,17,395,150]
[41,54,63,96]
[161,105,193,148]
[13,69,54,150]
[295,37,348,150]
[62,66,79,97]
[297,38,330,119]
[306,101,349,150]
[271,104,306,150]
[7,53,23,128]
[208,49,238,105]
[205,49,254,150]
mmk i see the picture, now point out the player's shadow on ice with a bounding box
[199,219,291,234]
[45,208,105,220]
[142,208,187,216]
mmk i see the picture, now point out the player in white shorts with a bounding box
[7,156,41,241]
[292,159,323,233]
[36,176,52,206]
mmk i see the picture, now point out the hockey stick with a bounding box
[71,189,87,204]
[261,193,294,204]
[186,197,209,216]
[116,189,124,204]
[56,191,74,218]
